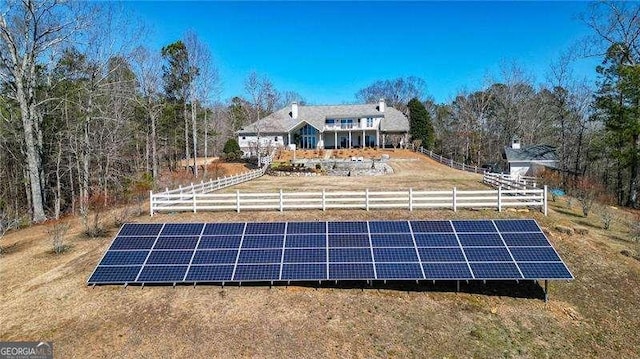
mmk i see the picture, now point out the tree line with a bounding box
[0,1,638,228]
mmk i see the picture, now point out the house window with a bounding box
[325,119,335,125]
[367,118,373,127]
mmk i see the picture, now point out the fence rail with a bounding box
[416,147,484,174]
[150,186,548,216]
[482,172,537,190]
[154,153,273,197]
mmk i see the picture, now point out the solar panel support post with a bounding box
[279,189,284,212]
[543,185,548,216]
[149,191,154,217]
[544,280,549,302]
[497,186,503,212]
[452,187,457,212]
[456,280,460,292]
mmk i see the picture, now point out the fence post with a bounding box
[452,187,457,212]
[498,186,502,212]
[192,188,197,213]
[279,189,284,212]
[543,185,548,216]
[409,188,413,211]
[322,189,326,211]
[430,150,433,157]
[149,190,154,217]
[365,188,369,211]
[450,158,453,167]
[236,190,240,213]
[179,184,183,194]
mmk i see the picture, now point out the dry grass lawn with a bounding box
[1,151,639,358]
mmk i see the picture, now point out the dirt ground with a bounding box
[1,152,639,358]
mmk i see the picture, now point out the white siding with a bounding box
[509,161,530,177]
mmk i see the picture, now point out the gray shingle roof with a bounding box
[238,103,409,134]
[503,145,557,162]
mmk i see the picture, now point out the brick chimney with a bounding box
[378,98,385,113]
[291,102,298,120]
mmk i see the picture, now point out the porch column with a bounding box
[376,129,380,148]
[382,133,386,149]
[362,129,365,147]
[348,131,352,149]
[288,132,291,146]
[334,131,338,149]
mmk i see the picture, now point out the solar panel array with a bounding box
[87,219,573,285]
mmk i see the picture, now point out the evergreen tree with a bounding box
[407,97,435,149]
[594,43,640,207]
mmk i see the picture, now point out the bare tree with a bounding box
[0,0,85,222]
[131,46,163,180]
[244,71,280,165]
[580,2,640,64]
[184,31,220,177]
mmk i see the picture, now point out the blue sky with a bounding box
[126,1,599,105]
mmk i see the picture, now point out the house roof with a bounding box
[503,144,558,163]
[238,103,409,134]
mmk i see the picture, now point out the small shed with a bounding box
[503,139,557,177]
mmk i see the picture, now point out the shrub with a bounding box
[572,178,602,217]
[600,206,614,230]
[48,222,70,254]
[223,138,243,161]
[223,138,241,153]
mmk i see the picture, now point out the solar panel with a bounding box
[161,223,204,236]
[88,219,573,286]
[238,249,282,264]
[281,263,326,280]
[375,263,423,279]
[286,221,326,234]
[119,223,163,236]
[203,223,245,236]
[329,248,372,262]
[329,263,375,279]
[285,234,326,248]
[283,248,326,263]
[418,247,465,262]
[372,247,418,262]
[192,250,237,265]
[234,264,280,281]
[369,221,410,233]
[186,265,234,281]
[154,236,199,249]
[370,234,414,247]
[138,265,188,282]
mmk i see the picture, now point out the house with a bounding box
[237,99,409,155]
[503,139,558,177]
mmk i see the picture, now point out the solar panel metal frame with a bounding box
[88,219,574,285]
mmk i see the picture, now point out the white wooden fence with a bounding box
[482,172,538,190]
[417,147,485,174]
[150,186,548,216]
[153,153,273,198]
